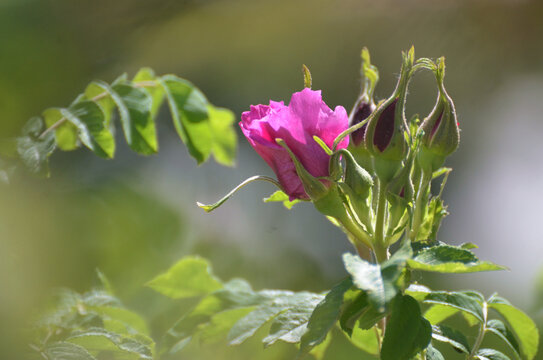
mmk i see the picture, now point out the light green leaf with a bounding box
[348,326,379,355]
[87,306,149,335]
[408,244,506,273]
[208,105,237,166]
[476,348,511,360]
[431,324,470,354]
[227,306,283,345]
[159,75,212,164]
[488,296,539,360]
[300,278,352,352]
[263,190,301,210]
[200,307,254,345]
[43,108,79,151]
[262,293,323,347]
[486,319,521,360]
[44,342,97,360]
[146,256,223,299]
[424,304,459,324]
[61,101,114,158]
[67,328,153,359]
[381,295,432,360]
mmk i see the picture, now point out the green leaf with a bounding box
[83,82,115,126]
[381,294,432,360]
[200,307,254,345]
[132,68,164,118]
[262,292,324,347]
[486,319,521,360]
[408,244,506,273]
[16,119,56,175]
[423,291,484,323]
[44,342,97,360]
[343,242,411,312]
[146,256,223,299]
[348,326,379,355]
[159,75,212,164]
[67,328,153,359]
[263,190,301,210]
[61,101,115,158]
[424,304,459,324]
[300,278,352,352]
[227,305,283,345]
[86,306,149,335]
[43,108,79,151]
[488,296,539,360]
[417,197,447,241]
[475,348,511,360]
[340,290,384,334]
[425,344,445,360]
[208,105,237,166]
[111,83,158,155]
[431,324,470,354]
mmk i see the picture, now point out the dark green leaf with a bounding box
[300,278,352,352]
[133,68,164,118]
[486,319,521,360]
[431,325,470,354]
[475,348,511,360]
[340,290,384,334]
[44,342,97,360]
[159,75,212,164]
[146,256,223,299]
[61,101,114,158]
[408,244,506,273]
[227,306,283,345]
[381,294,432,360]
[488,295,539,360]
[111,83,158,155]
[423,291,484,323]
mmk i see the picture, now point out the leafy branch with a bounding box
[2,68,237,179]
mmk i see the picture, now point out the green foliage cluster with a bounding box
[1,68,237,180]
[33,255,538,360]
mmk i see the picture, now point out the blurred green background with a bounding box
[1,0,543,358]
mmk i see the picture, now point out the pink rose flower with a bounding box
[240,88,349,200]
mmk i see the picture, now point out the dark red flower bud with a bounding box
[350,101,376,147]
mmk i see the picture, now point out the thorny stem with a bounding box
[38,81,157,140]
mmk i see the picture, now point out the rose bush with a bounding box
[239,88,349,200]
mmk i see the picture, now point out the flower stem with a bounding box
[373,180,389,263]
[409,169,431,242]
[467,301,488,359]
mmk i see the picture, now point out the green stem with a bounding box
[467,301,488,359]
[409,169,431,242]
[373,180,389,263]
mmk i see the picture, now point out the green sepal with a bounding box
[276,138,328,200]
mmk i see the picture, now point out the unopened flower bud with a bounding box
[417,59,460,172]
[364,49,413,183]
[351,101,376,147]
